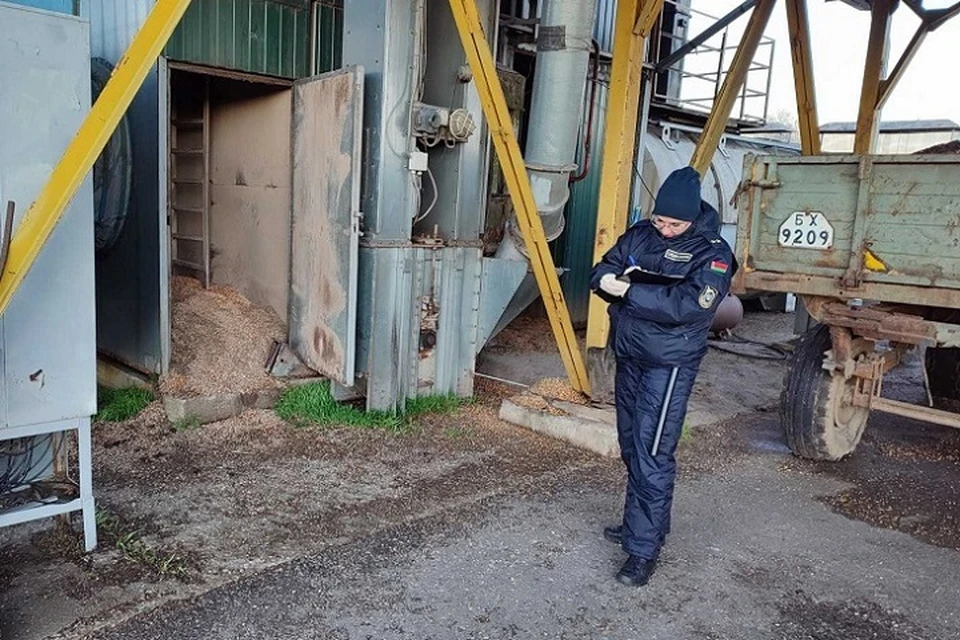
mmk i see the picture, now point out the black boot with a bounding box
[603,525,622,545]
[616,554,657,587]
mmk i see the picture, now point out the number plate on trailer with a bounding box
[778,211,834,249]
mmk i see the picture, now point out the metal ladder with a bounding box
[169,75,211,287]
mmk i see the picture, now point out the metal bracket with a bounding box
[661,125,678,150]
[0,201,14,276]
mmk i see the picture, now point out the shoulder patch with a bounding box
[699,286,719,310]
[709,260,730,275]
[664,249,693,263]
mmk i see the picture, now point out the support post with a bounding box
[785,0,821,155]
[0,0,194,316]
[585,0,663,368]
[853,0,894,156]
[690,0,777,175]
[447,0,590,394]
[876,22,928,110]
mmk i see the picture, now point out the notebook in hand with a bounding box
[617,266,684,286]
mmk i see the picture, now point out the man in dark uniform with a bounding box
[589,166,737,587]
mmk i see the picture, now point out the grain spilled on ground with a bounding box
[161,276,286,397]
[528,377,589,405]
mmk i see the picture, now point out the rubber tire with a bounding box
[780,324,871,461]
[925,347,960,403]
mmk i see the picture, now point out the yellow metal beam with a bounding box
[853,0,894,155]
[785,0,821,155]
[0,0,194,316]
[447,0,590,394]
[690,0,777,175]
[876,22,928,110]
[585,0,664,354]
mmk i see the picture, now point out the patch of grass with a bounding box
[174,415,202,433]
[96,387,154,422]
[275,381,471,433]
[406,393,469,418]
[95,509,188,579]
[679,420,694,445]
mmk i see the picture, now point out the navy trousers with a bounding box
[614,358,698,560]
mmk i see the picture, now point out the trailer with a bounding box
[733,152,960,460]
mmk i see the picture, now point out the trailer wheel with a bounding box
[780,324,870,461]
[925,347,960,404]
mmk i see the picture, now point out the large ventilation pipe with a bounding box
[497,0,598,260]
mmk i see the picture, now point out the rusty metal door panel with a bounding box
[739,155,960,298]
[289,66,363,386]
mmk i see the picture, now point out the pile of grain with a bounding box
[528,377,589,405]
[160,276,286,398]
[511,392,568,416]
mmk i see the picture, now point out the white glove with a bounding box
[600,273,630,298]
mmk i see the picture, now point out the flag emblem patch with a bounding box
[710,260,729,275]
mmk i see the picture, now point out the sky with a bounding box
[685,0,960,126]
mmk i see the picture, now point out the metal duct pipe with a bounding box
[497,0,598,260]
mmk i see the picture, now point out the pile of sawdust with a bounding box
[528,377,589,405]
[161,276,286,398]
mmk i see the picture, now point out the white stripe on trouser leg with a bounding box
[650,367,680,457]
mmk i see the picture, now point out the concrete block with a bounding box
[164,395,242,425]
[164,388,283,425]
[97,359,152,391]
[499,399,620,459]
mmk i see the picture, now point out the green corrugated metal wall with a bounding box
[552,74,609,327]
[165,0,342,79]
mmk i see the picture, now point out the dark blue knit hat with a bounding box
[653,167,702,222]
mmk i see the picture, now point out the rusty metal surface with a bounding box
[742,271,960,310]
[288,67,363,386]
[809,300,936,346]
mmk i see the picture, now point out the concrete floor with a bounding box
[82,413,960,640]
[4,311,959,639]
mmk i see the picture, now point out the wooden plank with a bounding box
[853,0,894,155]
[785,0,821,155]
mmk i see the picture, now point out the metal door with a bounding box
[289,66,363,386]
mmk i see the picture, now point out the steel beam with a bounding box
[876,22,928,110]
[0,0,194,316]
[853,0,894,155]
[447,0,590,394]
[926,2,960,30]
[690,0,777,176]
[655,0,757,74]
[785,0,821,155]
[585,0,664,357]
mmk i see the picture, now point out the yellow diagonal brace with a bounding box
[0,0,193,316]
[586,0,663,352]
[447,0,590,394]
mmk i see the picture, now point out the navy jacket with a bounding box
[589,203,738,367]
